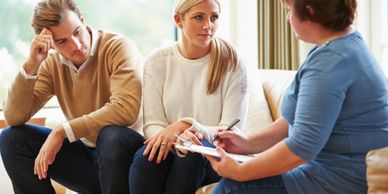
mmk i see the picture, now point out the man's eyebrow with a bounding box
[53,26,81,43]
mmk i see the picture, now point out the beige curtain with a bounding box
[258,0,299,70]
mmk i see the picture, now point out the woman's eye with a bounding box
[194,15,203,20]
[210,15,219,21]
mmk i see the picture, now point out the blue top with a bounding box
[281,31,388,194]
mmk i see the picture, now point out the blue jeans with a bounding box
[129,144,220,194]
[212,176,288,194]
[0,124,144,194]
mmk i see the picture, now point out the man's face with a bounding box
[49,10,91,66]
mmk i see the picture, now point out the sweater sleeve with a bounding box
[3,61,55,126]
[180,61,249,142]
[142,55,169,139]
[283,51,352,161]
[68,37,143,140]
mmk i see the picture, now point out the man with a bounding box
[0,0,144,193]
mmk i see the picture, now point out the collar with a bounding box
[59,26,99,72]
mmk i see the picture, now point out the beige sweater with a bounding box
[4,30,142,144]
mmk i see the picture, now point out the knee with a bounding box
[132,145,148,164]
[130,145,153,169]
[96,126,144,158]
[0,125,29,149]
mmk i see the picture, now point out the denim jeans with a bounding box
[129,144,220,194]
[212,175,288,194]
[0,124,144,194]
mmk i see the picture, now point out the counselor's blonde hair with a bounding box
[32,0,81,34]
[173,0,239,94]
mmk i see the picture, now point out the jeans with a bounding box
[129,144,220,194]
[212,175,288,194]
[0,124,144,194]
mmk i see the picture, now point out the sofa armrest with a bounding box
[366,146,388,193]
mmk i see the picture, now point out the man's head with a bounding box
[32,0,81,34]
[32,0,91,65]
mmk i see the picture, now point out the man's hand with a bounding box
[24,28,54,75]
[34,126,66,180]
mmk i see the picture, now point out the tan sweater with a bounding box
[4,30,142,144]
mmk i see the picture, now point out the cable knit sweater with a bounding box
[143,43,249,142]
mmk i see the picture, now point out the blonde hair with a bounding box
[32,0,81,34]
[173,0,239,94]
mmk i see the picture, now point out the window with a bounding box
[0,0,174,110]
[217,0,258,72]
[356,0,388,76]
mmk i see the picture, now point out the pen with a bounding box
[224,118,240,131]
[212,119,240,143]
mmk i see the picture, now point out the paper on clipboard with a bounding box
[175,144,254,163]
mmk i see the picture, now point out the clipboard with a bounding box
[174,135,255,163]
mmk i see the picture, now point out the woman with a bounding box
[205,0,388,194]
[128,0,249,193]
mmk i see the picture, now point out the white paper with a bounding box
[175,144,254,162]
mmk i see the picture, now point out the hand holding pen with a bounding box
[224,119,240,131]
[212,119,240,143]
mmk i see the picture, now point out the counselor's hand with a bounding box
[34,126,65,180]
[204,147,242,180]
[212,130,249,154]
[24,28,54,75]
[143,121,190,164]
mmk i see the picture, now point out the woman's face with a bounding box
[285,0,313,43]
[177,0,220,49]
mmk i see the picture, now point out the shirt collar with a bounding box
[59,26,99,72]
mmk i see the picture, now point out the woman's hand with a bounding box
[213,130,250,154]
[204,147,242,180]
[175,129,204,156]
[143,121,191,163]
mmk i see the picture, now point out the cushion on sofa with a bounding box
[257,70,295,120]
[244,69,274,136]
[366,146,388,194]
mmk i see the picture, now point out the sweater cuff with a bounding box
[63,122,76,142]
[20,67,38,80]
[178,117,215,143]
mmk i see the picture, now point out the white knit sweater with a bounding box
[143,43,249,142]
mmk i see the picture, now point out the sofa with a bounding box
[1,69,387,194]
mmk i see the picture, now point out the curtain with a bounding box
[258,0,299,70]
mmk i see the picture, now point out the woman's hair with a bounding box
[32,0,81,34]
[284,0,357,31]
[173,0,239,94]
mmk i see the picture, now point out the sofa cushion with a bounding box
[244,69,273,136]
[257,70,296,120]
[366,146,388,193]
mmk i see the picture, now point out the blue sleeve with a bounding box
[284,50,352,161]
